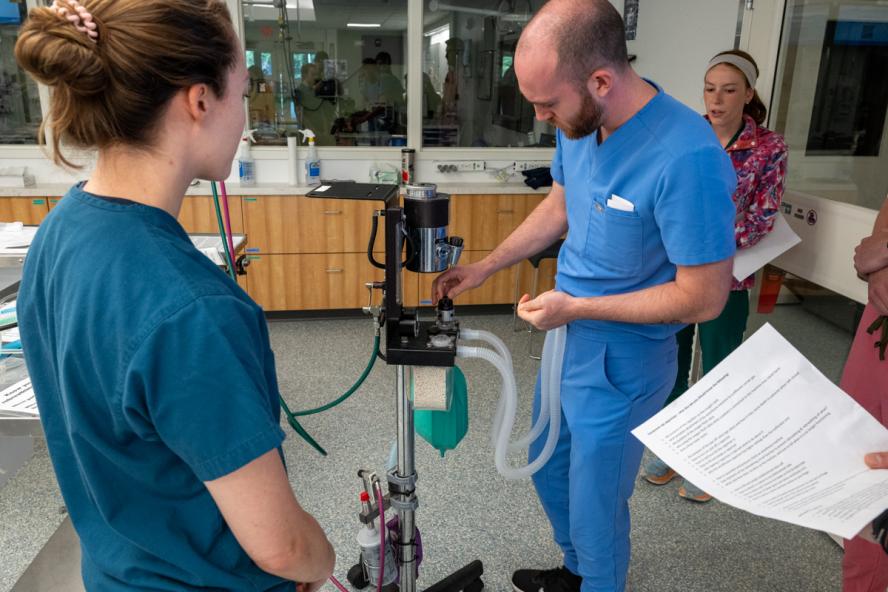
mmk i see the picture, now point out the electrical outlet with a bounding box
[435,161,486,173]
[512,161,551,172]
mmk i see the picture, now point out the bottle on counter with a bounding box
[299,129,320,186]
[237,129,257,186]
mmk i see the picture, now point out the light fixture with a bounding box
[347,23,382,28]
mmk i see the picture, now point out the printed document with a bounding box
[633,324,888,539]
[0,378,37,418]
[733,215,801,281]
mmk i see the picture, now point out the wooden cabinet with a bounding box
[449,194,545,250]
[48,195,246,235]
[174,196,248,291]
[236,195,554,311]
[245,253,386,311]
[12,191,549,312]
[178,196,244,234]
[0,197,50,224]
[241,196,379,254]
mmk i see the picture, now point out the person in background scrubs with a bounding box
[432,1,736,591]
[14,1,334,590]
[643,49,787,503]
[839,196,888,592]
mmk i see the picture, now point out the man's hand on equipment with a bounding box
[432,262,489,301]
[517,290,576,331]
[854,230,888,277]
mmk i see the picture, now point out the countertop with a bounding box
[0,182,550,198]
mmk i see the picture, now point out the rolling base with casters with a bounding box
[347,559,484,592]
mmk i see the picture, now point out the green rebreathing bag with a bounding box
[414,366,469,457]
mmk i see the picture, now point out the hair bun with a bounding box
[15,7,106,97]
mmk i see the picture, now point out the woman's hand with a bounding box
[855,452,888,543]
[854,230,888,276]
[866,452,888,469]
[868,268,888,317]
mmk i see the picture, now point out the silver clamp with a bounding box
[387,467,418,491]
[388,495,419,512]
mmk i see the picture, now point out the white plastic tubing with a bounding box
[457,326,567,480]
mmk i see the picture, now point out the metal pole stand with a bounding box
[382,193,483,592]
[390,364,484,592]
[303,182,484,592]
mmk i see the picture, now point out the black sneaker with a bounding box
[511,566,582,592]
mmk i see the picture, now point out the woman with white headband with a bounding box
[643,49,787,502]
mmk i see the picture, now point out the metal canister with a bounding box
[400,148,415,186]
[404,183,437,199]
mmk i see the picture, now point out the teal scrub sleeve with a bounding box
[121,294,286,482]
[551,130,565,186]
[654,145,737,266]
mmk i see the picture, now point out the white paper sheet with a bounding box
[0,378,37,418]
[732,215,801,281]
[0,225,37,254]
[190,235,246,268]
[632,324,888,539]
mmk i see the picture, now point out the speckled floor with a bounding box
[0,302,854,592]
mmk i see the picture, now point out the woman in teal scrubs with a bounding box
[15,1,334,589]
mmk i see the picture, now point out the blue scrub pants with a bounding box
[530,324,678,592]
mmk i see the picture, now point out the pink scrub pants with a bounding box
[840,303,888,592]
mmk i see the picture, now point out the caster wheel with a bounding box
[347,562,369,589]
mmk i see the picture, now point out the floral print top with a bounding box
[711,114,788,291]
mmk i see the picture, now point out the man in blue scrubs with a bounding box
[432,1,737,591]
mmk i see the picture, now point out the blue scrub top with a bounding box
[18,185,291,591]
[552,82,737,341]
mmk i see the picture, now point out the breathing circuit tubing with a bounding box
[457,325,566,479]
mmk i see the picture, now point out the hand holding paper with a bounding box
[732,215,801,281]
[632,324,888,539]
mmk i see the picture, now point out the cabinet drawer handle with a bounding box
[325,268,343,273]
[497,209,515,214]
[323,210,343,215]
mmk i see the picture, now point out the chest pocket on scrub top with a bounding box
[584,195,643,277]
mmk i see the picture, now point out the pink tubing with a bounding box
[329,575,350,592]
[374,481,387,592]
[219,181,237,270]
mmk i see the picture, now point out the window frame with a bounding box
[0,0,555,161]
[234,0,554,161]
[0,0,52,155]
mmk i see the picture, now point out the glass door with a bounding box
[771,0,888,210]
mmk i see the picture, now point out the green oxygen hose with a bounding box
[279,396,329,456]
[290,335,380,417]
[277,334,381,456]
[209,191,381,454]
[210,182,237,281]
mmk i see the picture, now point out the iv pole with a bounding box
[308,182,482,592]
